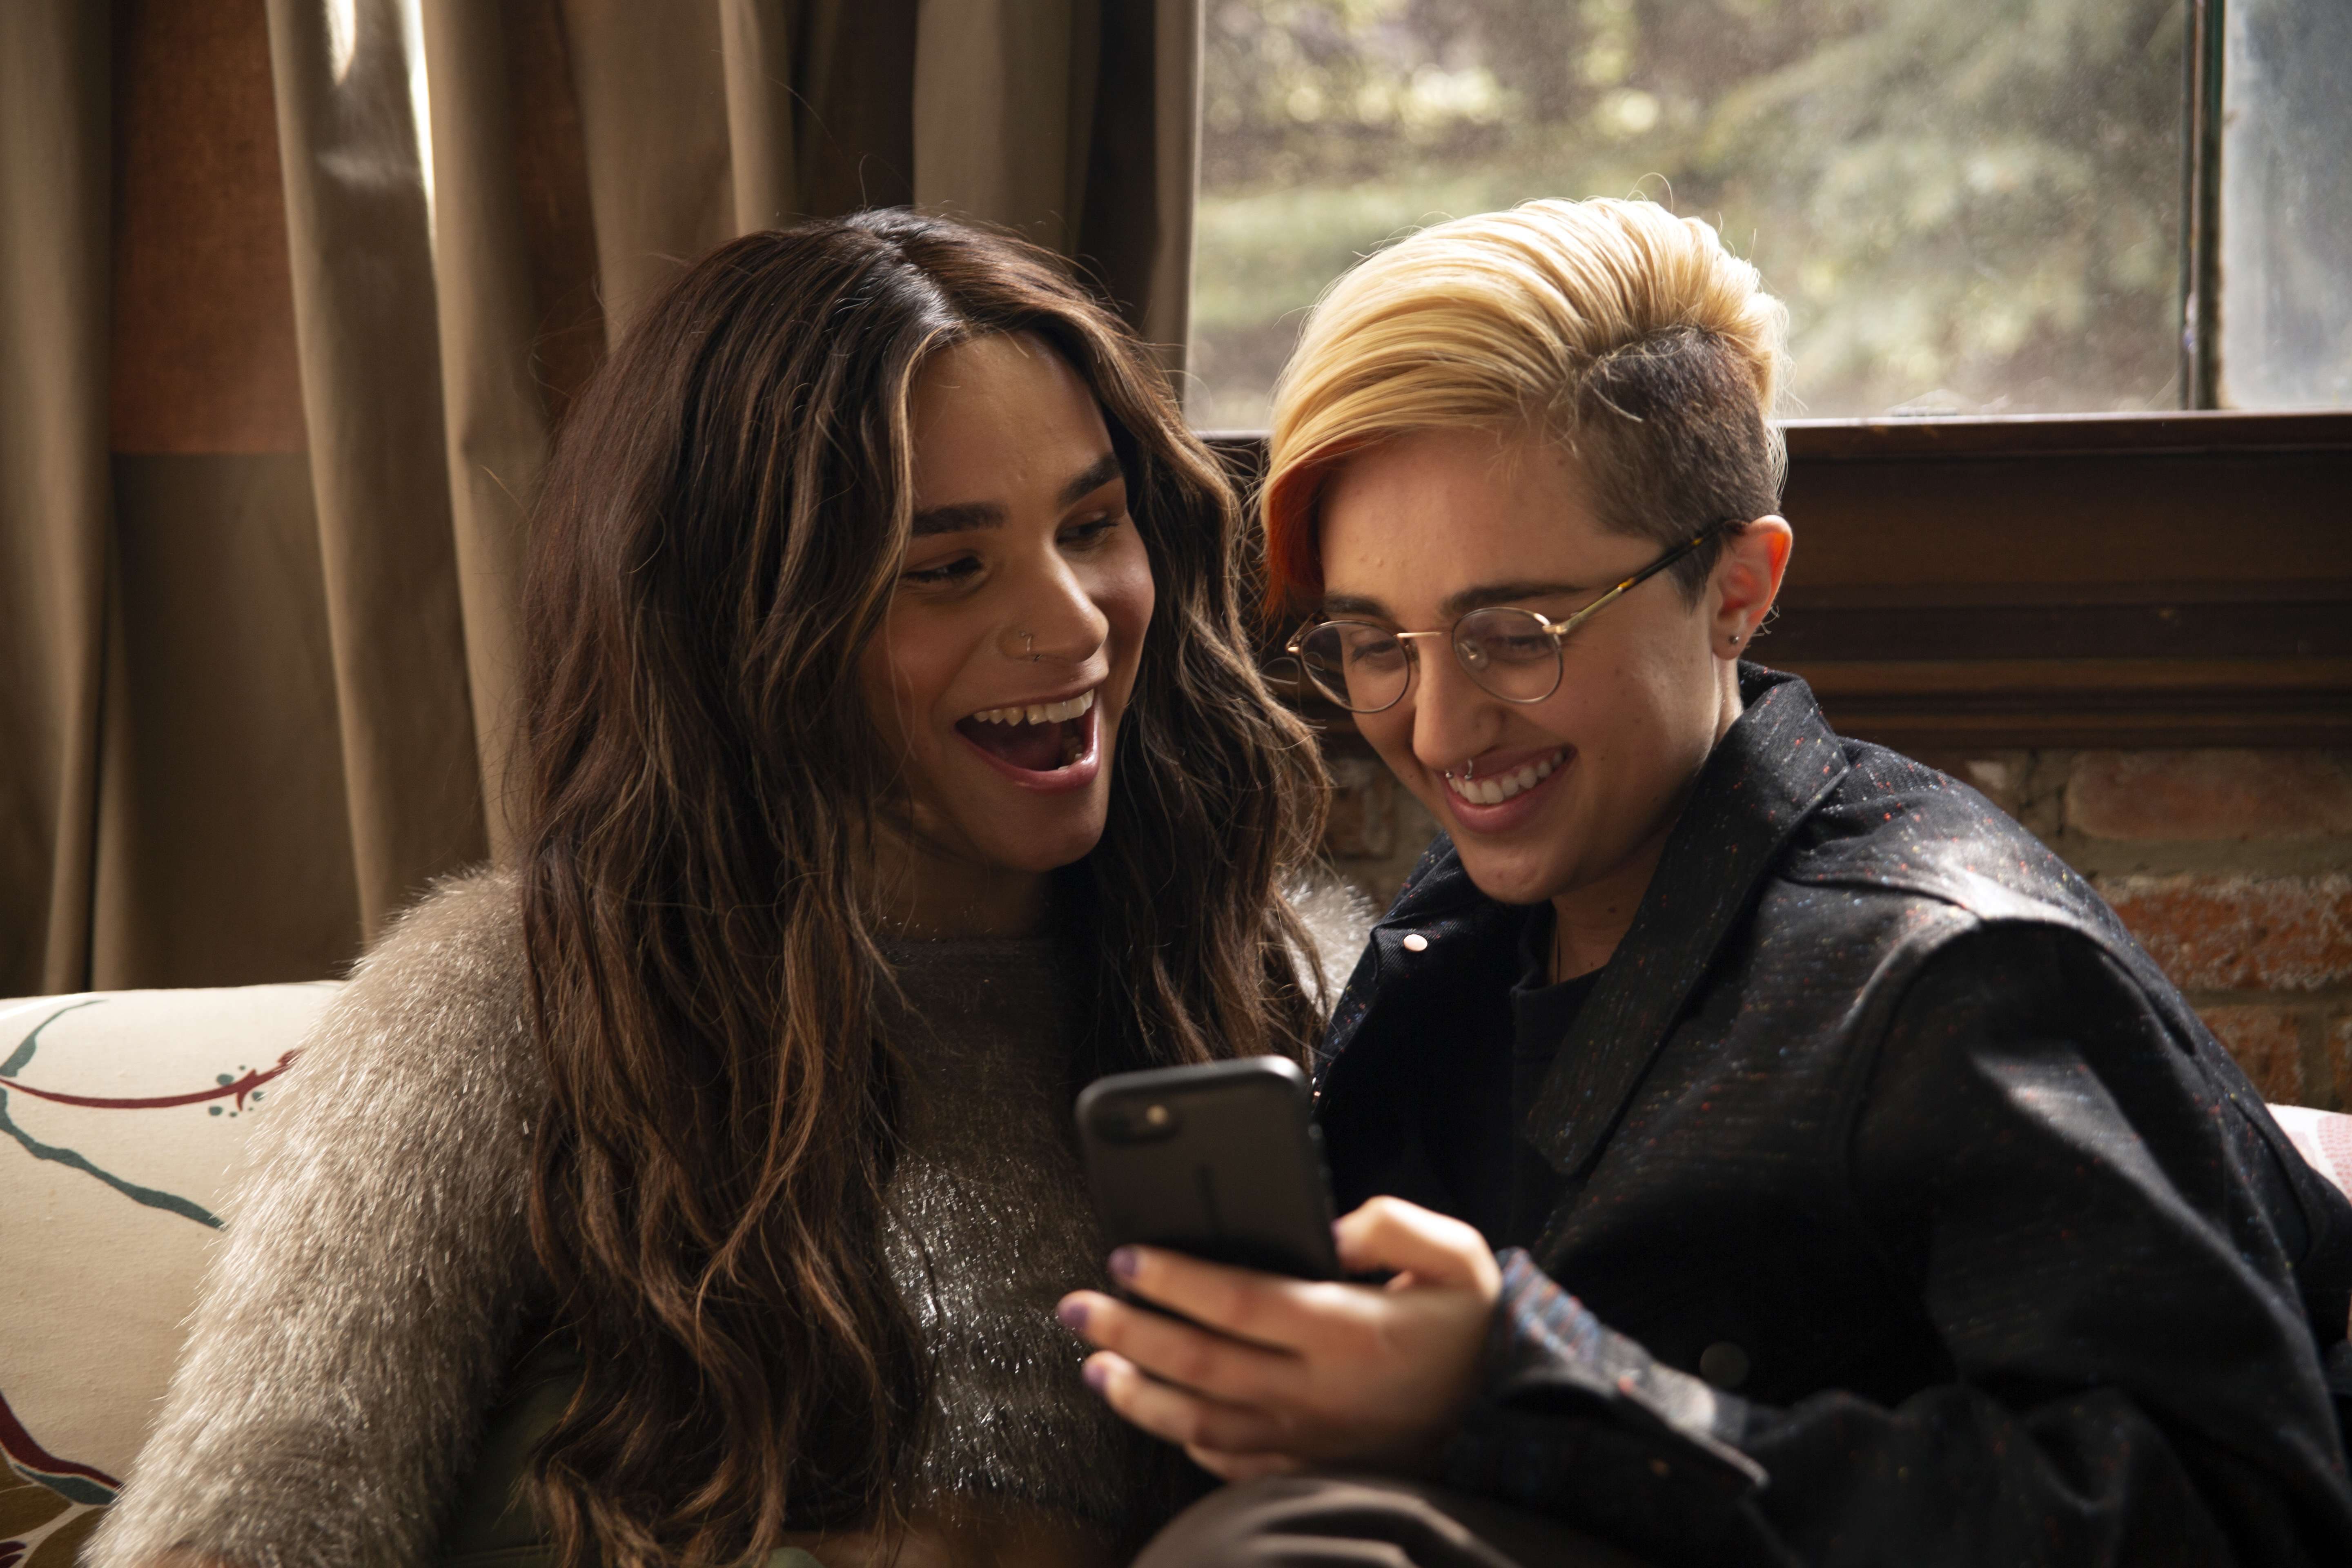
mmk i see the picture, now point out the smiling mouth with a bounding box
[1445,749,1565,806]
[956,688,1096,773]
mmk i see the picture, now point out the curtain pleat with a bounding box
[2,0,1203,993]
[1079,0,1200,365]
[0,1,112,992]
[913,0,1092,255]
[794,0,919,213]
[1142,0,1203,359]
[419,0,550,857]
[557,0,737,341]
[262,0,488,943]
[719,0,800,233]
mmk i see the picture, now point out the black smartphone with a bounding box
[1076,1056,1341,1281]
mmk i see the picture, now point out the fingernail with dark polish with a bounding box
[1109,1247,1139,1280]
[1057,1297,1088,1332]
[1083,1359,1110,1392]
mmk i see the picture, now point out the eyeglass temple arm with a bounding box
[1547,521,1730,631]
[1285,625,1454,653]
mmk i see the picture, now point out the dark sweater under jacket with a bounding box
[1314,665,2352,1568]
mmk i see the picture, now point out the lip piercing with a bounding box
[1023,631,1039,663]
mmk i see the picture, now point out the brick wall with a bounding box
[1320,737,2352,1111]
[1922,748,2352,1109]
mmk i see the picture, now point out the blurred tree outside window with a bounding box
[1191,0,2348,428]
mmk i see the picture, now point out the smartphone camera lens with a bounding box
[1093,1098,1182,1144]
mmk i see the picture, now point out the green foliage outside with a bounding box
[1190,0,2187,428]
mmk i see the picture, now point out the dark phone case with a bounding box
[1076,1056,1341,1280]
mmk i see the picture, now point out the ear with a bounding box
[1709,515,1792,661]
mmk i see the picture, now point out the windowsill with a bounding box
[1780,408,2352,456]
[1203,408,2352,453]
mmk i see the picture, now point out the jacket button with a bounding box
[1401,933,1429,952]
[1699,1341,1750,1390]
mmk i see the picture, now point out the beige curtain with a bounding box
[0,0,1203,995]
[0,3,113,998]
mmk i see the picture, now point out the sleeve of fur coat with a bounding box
[85,869,543,1568]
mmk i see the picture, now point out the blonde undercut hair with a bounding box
[1261,197,1791,613]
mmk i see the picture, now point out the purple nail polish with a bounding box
[1109,1246,1139,1280]
[1083,1358,1110,1392]
[1057,1297,1089,1332]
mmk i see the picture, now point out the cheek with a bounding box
[854,641,908,755]
[857,619,943,757]
[1100,549,1156,666]
[1578,651,1713,803]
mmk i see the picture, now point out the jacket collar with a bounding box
[1316,833,1499,1080]
[1528,666,1849,1176]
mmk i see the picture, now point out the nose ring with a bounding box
[1025,631,1039,663]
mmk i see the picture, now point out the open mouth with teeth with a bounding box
[1445,749,1564,806]
[955,688,1097,775]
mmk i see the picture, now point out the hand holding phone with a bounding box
[1067,1058,1500,1479]
[1075,1056,1340,1280]
[1058,1190,1505,1482]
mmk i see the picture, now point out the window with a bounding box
[2216,0,2352,408]
[1190,0,2351,427]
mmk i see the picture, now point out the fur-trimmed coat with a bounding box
[85,867,1374,1568]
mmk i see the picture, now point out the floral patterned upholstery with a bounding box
[1,984,337,1568]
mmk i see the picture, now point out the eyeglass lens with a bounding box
[1296,608,1562,712]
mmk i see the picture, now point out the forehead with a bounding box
[908,332,1111,503]
[1316,428,1611,611]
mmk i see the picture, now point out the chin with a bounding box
[970,793,1112,876]
[1452,847,1570,907]
[1405,781,1563,905]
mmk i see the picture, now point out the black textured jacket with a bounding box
[1315,666,2352,1567]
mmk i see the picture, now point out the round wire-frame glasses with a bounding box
[1284,521,1735,715]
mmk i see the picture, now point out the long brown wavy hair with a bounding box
[516,210,1327,1567]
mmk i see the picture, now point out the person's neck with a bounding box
[1547,663,1746,982]
[1547,831,1671,981]
[868,823,1053,941]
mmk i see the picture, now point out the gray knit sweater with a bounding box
[85,866,1371,1568]
[875,933,1192,1532]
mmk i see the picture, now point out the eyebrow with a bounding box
[910,501,1002,537]
[1321,579,1596,623]
[909,452,1126,538]
[1058,452,1126,508]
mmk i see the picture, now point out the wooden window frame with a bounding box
[1209,410,2352,752]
